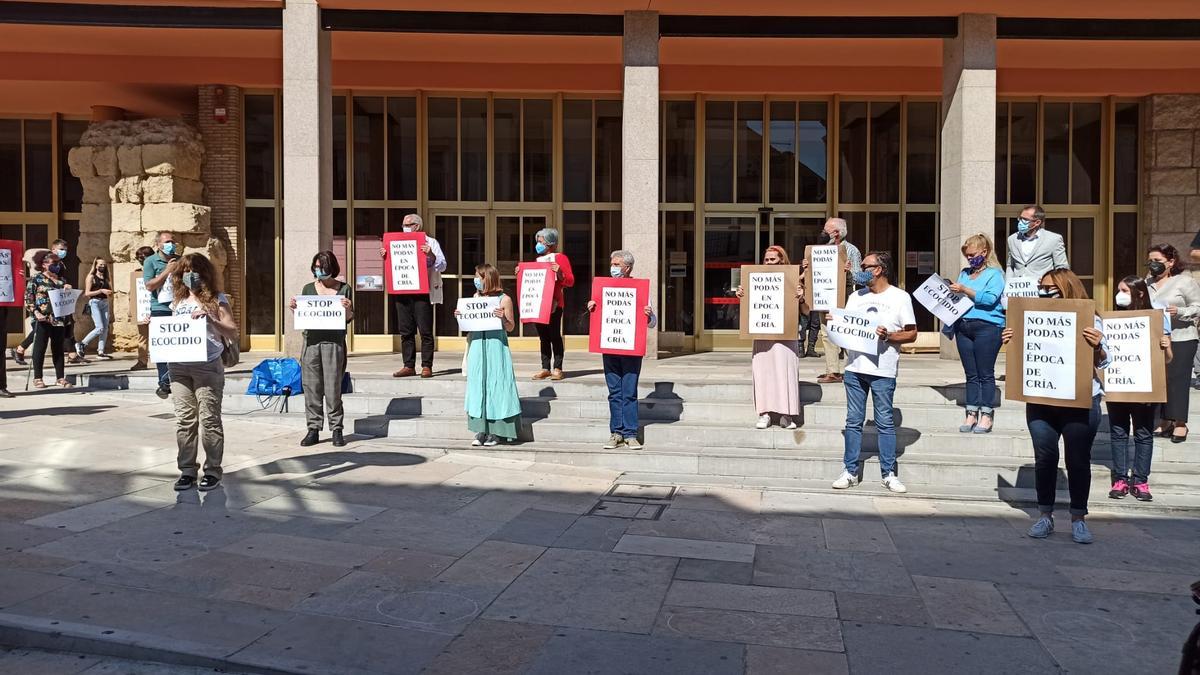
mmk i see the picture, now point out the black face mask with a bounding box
[1147,260,1167,277]
[48,262,65,276]
[1037,287,1061,299]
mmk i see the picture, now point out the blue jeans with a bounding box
[603,354,642,438]
[81,298,110,354]
[151,308,173,388]
[842,370,897,478]
[1106,401,1155,484]
[953,318,1002,414]
[1027,395,1101,516]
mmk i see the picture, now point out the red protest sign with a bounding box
[588,277,650,357]
[383,231,429,295]
[517,262,555,324]
[0,239,25,308]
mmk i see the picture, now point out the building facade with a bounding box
[3,2,1199,356]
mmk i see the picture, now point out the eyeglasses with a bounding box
[860,264,880,270]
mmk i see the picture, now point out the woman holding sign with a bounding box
[1145,243,1200,443]
[23,250,70,388]
[947,234,1005,434]
[525,227,575,381]
[455,264,521,447]
[735,245,803,429]
[290,251,354,449]
[168,253,238,492]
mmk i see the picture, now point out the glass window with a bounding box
[353,208,385,334]
[771,216,825,266]
[1071,103,1102,205]
[1113,103,1140,206]
[705,101,734,203]
[661,211,695,334]
[663,101,695,203]
[798,102,828,204]
[243,95,275,201]
[868,212,900,273]
[333,96,347,201]
[870,102,900,204]
[903,212,937,331]
[736,101,763,204]
[60,120,88,213]
[244,207,276,334]
[842,211,866,252]
[768,102,796,204]
[595,100,621,203]
[906,102,938,204]
[493,99,521,202]
[838,102,868,204]
[702,216,756,329]
[1112,212,1139,283]
[1009,103,1037,205]
[387,97,417,201]
[426,98,457,201]
[594,209,622,317]
[495,214,523,277]
[995,103,1008,203]
[524,99,553,202]
[1042,103,1070,204]
[1070,217,1094,276]
[563,100,592,202]
[333,208,347,282]
[994,217,1010,268]
[0,120,20,211]
[563,210,592,335]
[460,98,487,201]
[353,97,385,200]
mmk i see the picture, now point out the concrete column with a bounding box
[282,0,332,356]
[622,11,660,358]
[939,14,996,358]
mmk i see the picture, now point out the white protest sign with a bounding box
[826,308,880,354]
[747,271,786,335]
[456,296,503,333]
[913,274,974,326]
[135,278,151,323]
[809,245,840,311]
[1102,314,1153,393]
[0,249,14,304]
[293,295,346,331]
[1021,310,1076,400]
[1002,277,1038,309]
[518,267,550,322]
[600,285,639,350]
[157,278,174,305]
[389,238,423,292]
[148,315,208,363]
[48,288,82,319]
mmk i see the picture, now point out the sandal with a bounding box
[1154,422,1175,438]
[57,379,71,388]
[1172,426,1188,443]
[973,411,994,434]
[32,379,46,389]
[959,412,978,433]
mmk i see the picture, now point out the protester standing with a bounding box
[10,246,47,366]
[24,250,71,388]
[49,240,84,366]
[382,214,446,379]
[1108,276,1172,502]
[735,245,803,429]
[524,227,574,381]
[292,251,353,448]
[947,234,1005,433]
[144,232,180,398]
[829,252,916,494]
[1005,204,1069,282]
[132,246,155,371]
[803,218,862,383]
[456,263,521,446]
[1145,243,1200,443]
[76,257,113,359]
[168,253,237,492]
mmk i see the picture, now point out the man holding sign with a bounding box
[825,252,917,494]
[23,250,72,388]
[380,214,446,379]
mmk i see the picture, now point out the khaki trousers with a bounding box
[819,323,845,375]
[169,358,225,479]
[302,342,347,432]
[137,322,149,365]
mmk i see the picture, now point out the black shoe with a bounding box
[10,348,25,366]
[174,475,196,491]
[198,475,221,491]
[0,389,12,398]
[155,384,171,400]
[805,347,820,358]
[332,430,346,447]
[300,430,320,447]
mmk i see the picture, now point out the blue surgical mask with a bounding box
[535,242,548,255]
[852,270,874,286]
[473,277,484,291]
[55,249,68,259]
[313,268,329,280]
[610,266,624,278]
[162,242,176,255]
[1016,219,1032,234]
[182,272,199,290]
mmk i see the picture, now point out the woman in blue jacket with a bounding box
[948,233,1005,434]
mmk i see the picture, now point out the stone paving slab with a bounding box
[523,627,745,675]
[654,605,844,651]
[549,515,631,552]
[833,591,933,628]
[911,575,1029,636]
[614,534,756,563]
[746,645,850,675]
[337,509,505,557]
[664,580,838,618]
[421,619,554,675]
[672,559,754,585]
[753,545,919,597]
[841,622,1059,674]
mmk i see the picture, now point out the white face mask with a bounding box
[1114,291,1132,308]
[402,225,415,233]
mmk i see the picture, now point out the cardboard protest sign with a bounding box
[1002,277,1039,309]
[129,272,151,322]
[825,308,881,354]
[1004,297,1095,409]
[456,296,503,333]
[0,240,24,307]
[1100,310,1167,403]
[913,274,974,326]
[738,265,800,340]
[804,245,846,312]
[293,295,347,331]
[48,288,82,319]
[517,262,555,324]
[588,277,651,357]
[383,232,430,295]
[149,315,208,363]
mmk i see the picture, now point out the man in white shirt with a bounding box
[1005,204,1068,282]
[826,252,917,494]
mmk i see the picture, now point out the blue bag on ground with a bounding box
[246,358,304,396]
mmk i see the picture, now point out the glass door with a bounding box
[768,214,827,264]
[700,214,758,349]
[495,213,551,338]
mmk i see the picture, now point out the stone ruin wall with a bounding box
[67,119,226,353]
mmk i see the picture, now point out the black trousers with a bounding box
[1162,338,1197,422]
[1026,395,1101,516]
[32,321,66,381]
[801,310,821,349]
[535,307,565,370]
[395,294,434,368]
[0,309,7,390]
[19,317,33,350]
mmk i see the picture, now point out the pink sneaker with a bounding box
[1108,478,1129,499]
[1129,482,1153,502]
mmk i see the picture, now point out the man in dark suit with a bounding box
[1005,204,1069,282]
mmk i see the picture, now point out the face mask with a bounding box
[827,233,838,244]
[473,277,484,291]
[48,262,64,276]
[535,243,548,255]
[1038,287,1060,299]
[610,266,624,278]
[966,254,986,269]
[55,249,67,259]
[162,242,176,255]
[852,270,875,286]
[402,226,415,233]
[313,268,329,280]
[1016,219,1032,234]
[1148,260,1167,277]
[1114,292,1132,308]
[182,272,199,290]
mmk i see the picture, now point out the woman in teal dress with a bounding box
[456,263,522,446]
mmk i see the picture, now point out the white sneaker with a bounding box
[779,415,797,430]
[882,473,907,494]
[832,471,859,489]
[755,414,771,429]
[483,434,499,447]
[471,433,485,447]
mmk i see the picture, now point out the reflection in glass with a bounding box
[593,210,622,329]
[870,103,900,204]
[595,100,622,203]
[353,208,385,335]
[59,120,88,213]
[562,100,592,203]
[427,98,457,201]
[461,99,487,201]
[703,216,756,330]
[1070,217,1094,276]
[662,211,695,334]
[244,95,275,201]
[705,101,734,203]
[333,96,347,200]
[838,102,867,204]
[904,212,937,331]
[868,212,900,276]
[387,97,418,201]
[663,101,695,203]
[906,102,938,204]
[768,102,796,204]
[353,97,385,200]
[736,101,763,204]
[1114,103,1140,205]
[524,99,553,202]
[1071,103,1102,205]
[1042,103,1070,205]
[1009,103,1037,205]
[562,210,592,335]
[244,207,276,334]
[1112,213,1138,283]
[994,217,1010,269]
[496,215,523,277]
[798,102,828,203]
[493,99,520,202]
[333,209,347,283]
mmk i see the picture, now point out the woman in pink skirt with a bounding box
[736,245,803,429]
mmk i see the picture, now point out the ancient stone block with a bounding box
[80,176,116,205]
[108,232,158,263]
[111,176,143,204]
[1149,168,1199,196]
[117,145,143,177]
[111,323,141,353]
[92,146,118,177]
[75,233,112,266]
[1152,196,1187,232]
[1151,95,1200,131]
[142,144,202,180]
[142,176,203,204]
[79,204,111,234]
[67,146,96,178]
[141,203,210,234]
[1187,197,1200,231]
[112,262,141,292]
[1155,130,1194,168]
[111,203,143,233]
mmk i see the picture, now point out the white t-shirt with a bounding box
[173,293,231,363]
[843,285,916,379]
